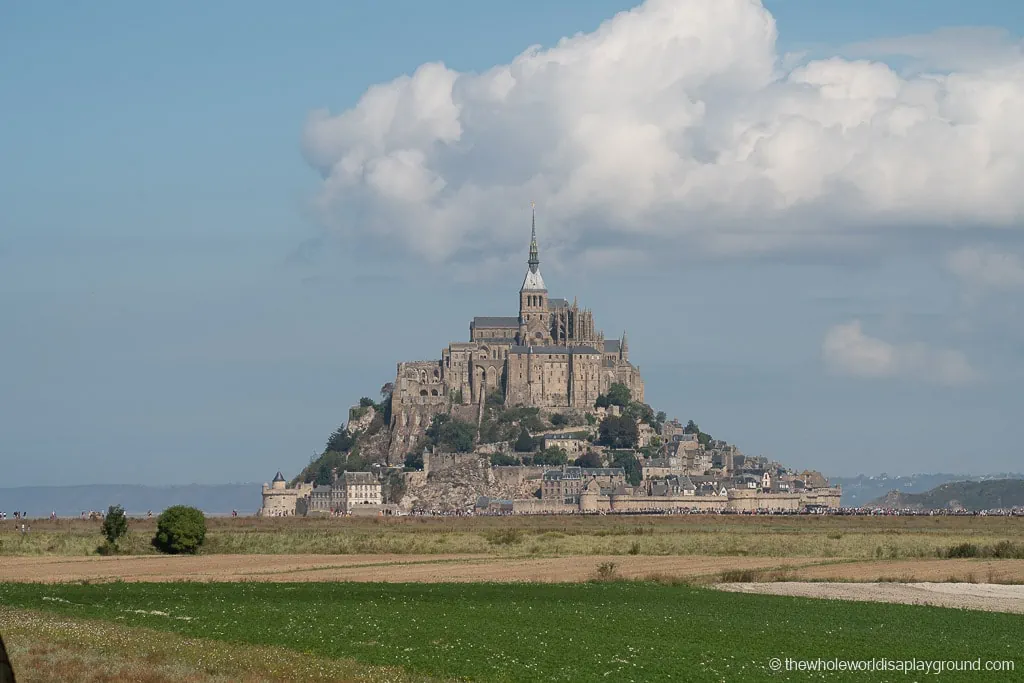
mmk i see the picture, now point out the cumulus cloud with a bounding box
[946,246,1024,292]
[822,320,978,385]
[303,0,1024,264]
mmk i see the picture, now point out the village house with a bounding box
[541,466,627,502]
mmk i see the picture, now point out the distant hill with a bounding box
[0,484,261,518]
[868,479,1024,511]
[830,473,1024,507]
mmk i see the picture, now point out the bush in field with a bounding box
[152,505,206,554]
[100,504,128,548]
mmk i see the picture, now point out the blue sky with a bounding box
[2,0,1022,486]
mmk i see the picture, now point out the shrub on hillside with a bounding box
[152,505,206,555]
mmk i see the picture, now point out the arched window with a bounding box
[431,389,439,396]
[419,390,428,396]
[433,369,439,379]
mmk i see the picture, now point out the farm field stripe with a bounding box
[1,581,1020,682]
[0,605,436,682]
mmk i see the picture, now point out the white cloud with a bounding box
[822,320,978,385]
[303,0,1024,264]
[946,246,1024,292]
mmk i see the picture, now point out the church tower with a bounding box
[519,204,550,346]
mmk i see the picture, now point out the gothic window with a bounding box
[420,390,428,396]
[431,389,439,396]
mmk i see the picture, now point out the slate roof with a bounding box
[521,269,547,291]
[472,316,520,329]
[582,467,626,477]
[603,339,621,353]
[272,471,285,482]
[547,298,569,309]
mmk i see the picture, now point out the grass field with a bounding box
[1,581,1021,682]
[4,514,1024,559]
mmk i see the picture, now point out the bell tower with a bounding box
[518,203,550,345]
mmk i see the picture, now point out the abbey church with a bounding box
[388,209,644,460]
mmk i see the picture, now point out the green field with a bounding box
[1,581,1020,682]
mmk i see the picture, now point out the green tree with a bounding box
[325,425,354,453]
[101,504,128,549]
[598,415,639,449]
[514,428,537,452]
[594,394,611,409]
[376,383,394,425]
[404,452,424,471]
[426,414,475,452]
[486,389,505,406]
[535,446,568,466]
[607,382,632,407]
[152,506,206,555]
[684,420,700,435]
[655,411,667,425]
[314,451,346,485]
[550,413,569,427]
[500,406,545,433]
[575,452,603,468]
[612,451,642,486]
[625,401,654,424]
[490,452,519,466]
[585,413,597,425]
[359,397,375,408]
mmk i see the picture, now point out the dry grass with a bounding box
[0,606,433,683]
[4,515,1024,560]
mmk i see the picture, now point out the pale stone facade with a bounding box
[335,471,382,513]
[259,472,313,517]
[387,209,644,461]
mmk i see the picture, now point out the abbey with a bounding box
[388,209,643,460]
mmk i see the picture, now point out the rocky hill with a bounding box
[869,479,1024,511]
[289,380,752,511]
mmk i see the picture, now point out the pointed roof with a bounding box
[528,203,539,274]
[273,471,285,482]
[521,203,547,291]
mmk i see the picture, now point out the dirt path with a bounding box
[717,581,1024,614]
[0,554,815,583]
[782,558,1024,583]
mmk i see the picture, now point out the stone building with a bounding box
[388,208,644,461]
[335,471,382,513]
[259,471,312,517]
[541,466,627,503]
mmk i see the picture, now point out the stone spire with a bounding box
[528,202,540,274]
[520,202,546,292]
[621,331,629,360]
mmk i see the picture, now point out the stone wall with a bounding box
[491,465,546,488]
[260,490,298,516]
[727,487,842,512]
[512,498,578,514]
[424,452,487,477]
